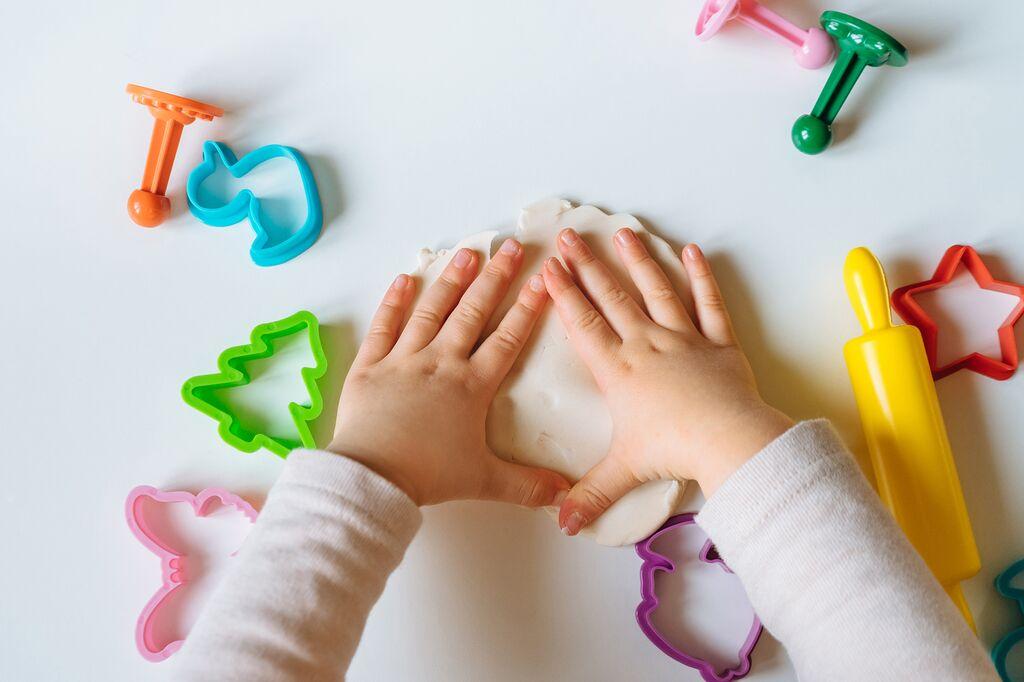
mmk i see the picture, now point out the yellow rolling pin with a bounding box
[842,247,980,628]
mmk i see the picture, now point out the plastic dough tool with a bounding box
[187,140,324,267]
[842,247,980,628]
[695,0,834,69]
[182,310,328,457]
[792,12,907,154]
[891,245,1024,381]
[636,513,763,682]
[126,84,223,227]
[126,485,258,661]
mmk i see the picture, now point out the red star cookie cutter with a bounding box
[891,245,1024,381]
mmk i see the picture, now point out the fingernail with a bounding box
[615,228,638,246]
[500,238,521,256]
[561,511,585,536]
[452,249,472,268]
[552,490,568,507]
[559,228,579,246]
[392,274,409,290]
[528,274,545,292]
[545,257,565,274]
[684,244,702,261]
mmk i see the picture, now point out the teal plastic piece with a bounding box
[792,12,908,155]
[993,558,1024,681]
[182,310,328,458]
[187,141,323,266]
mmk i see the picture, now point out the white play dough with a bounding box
[413,199,691,546]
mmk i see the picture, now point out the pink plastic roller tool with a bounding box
[695,0,834,69]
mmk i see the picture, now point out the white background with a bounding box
[2,0,1023,679]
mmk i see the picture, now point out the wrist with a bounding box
[695,405,794,498]
[326,438,423,506]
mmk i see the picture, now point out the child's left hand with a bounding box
[328,239,571,507]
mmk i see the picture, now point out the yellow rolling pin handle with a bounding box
[842,247,980,630]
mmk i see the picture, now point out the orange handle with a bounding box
[141,108,191,196]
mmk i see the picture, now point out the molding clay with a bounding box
[413,199,691,545]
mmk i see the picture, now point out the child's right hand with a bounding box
[543,228,794,536]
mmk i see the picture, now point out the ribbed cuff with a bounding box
[696,419,855,547]
[280,449,423,540]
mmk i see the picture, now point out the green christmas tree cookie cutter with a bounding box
[182,310,328,457]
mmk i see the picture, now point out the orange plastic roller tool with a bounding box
[126,84,223,227]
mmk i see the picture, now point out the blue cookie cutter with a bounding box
[993,558,1024,681]
[187,140,323,267]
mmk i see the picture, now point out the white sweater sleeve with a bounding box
[176,449,422,681]
[697,420,997,682]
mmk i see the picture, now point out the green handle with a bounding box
[812,50,868,125]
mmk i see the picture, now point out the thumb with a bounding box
[558,454,641,536]
[482,456,572,508]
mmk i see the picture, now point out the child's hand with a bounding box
[328,240,571,507]
[542,229,793,536]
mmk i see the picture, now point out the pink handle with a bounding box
[738,0,807,49]
[694,0,834,69]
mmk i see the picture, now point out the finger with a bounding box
[472,273,548,383]
[613,228,696,334]
[481,456,571,508]
[557,228,649,337]
[394,248,479,353]
[682,244,737,346]
[436,238,523,354]
[557,453,642,536]
[541,257,620,380]
[354,274,417,366]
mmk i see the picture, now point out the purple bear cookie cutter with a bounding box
[636,513,763,682]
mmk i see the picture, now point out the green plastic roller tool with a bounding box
[792,12,908,155]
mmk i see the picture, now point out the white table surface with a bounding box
[3,1,1023,679]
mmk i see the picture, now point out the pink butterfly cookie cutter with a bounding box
[125,485,258,661]
[636,513,763,682]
